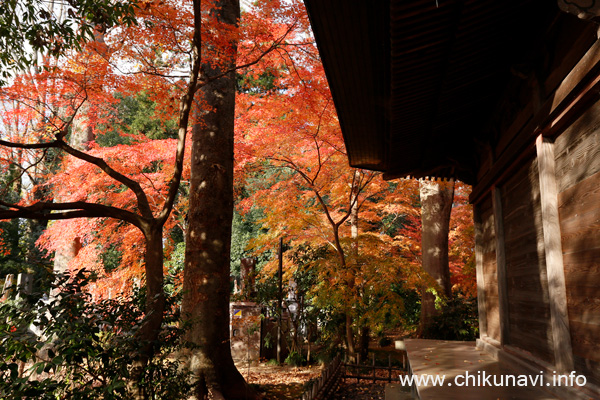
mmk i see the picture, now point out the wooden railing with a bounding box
[300,350,408,399]
[344,352,408,383]
[301,354,343,400]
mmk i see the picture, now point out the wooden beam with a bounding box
[473,204,488,338]
[492,186,510,346]
[535,134,575,372]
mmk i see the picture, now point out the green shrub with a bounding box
[284,350,304,367]
[0,270,192,400]
[378,336,393,347]
[422,293,479,341]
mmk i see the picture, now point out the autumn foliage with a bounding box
[233,7,476,345]
[0,0,477,363]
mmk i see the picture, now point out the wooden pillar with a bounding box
[473,204,488,338]
[492,186,510,346]
[277,237,283,364]
[535,135,574,372]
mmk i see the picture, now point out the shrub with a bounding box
[284,350,304,367]
[0,270,192,399]
[422,293,479,341]
[378,336,393,347]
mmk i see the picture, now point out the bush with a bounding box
[284,350,304,367]
[422,293,479,341]
[378,336,393,347]
[0,270,192,400]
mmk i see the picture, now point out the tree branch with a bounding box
[156,0,203,225]
[0,200,146,229]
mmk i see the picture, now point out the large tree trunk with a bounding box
[418,179,455,336]
[180,1,256,398]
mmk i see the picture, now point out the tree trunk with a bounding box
[418,179,455,336]
[180,0,256,398]
[139,225,166,351]
[344,171,363,360]
[331,222,356,360]
[359,326,370,361]
[129,224,166,400]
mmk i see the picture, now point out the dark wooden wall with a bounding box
[472,10,600,393]
[501,158,555,364]
[555,102,600,385]
[478,196,500,342]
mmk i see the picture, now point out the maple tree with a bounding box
[237,57,477,346]
[234,19,416,359]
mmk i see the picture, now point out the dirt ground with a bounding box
[238,362,322,399]
[237,361,399,400]
[332,382,385,400]
[235,334,408,399]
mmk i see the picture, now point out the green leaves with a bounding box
[0,0,138,85]
[0,271,192,399]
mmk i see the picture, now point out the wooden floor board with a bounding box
[404,339,560,399]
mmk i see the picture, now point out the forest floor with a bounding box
[238,329,411,399]
[237,354,400,400]
[239,360,387,400]
[240,362,321,399]
[332,382,385,400]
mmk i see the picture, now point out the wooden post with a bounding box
[16,273,33,295]
[473,205,488,338]
[1,274,14,301]
[372,353,376,383]
[492,186,510,345]
[277,237,283,364]
[535,135,574,372]
[388,354,392,382]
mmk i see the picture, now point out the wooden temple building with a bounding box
[303,1,600,398]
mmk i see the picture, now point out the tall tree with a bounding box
[418,178,455,335]
[180,0,258,397]
[179,0,308,396]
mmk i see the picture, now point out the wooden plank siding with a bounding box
[477,196,501,342]
[500,157,555,365]
[492,187,510,345]
[536,136,574,372]
[554,101,600,194]
[556,118,600,386]
[474,204,488,337]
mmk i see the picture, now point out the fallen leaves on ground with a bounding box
[239,363,322,399]
[332,382,385,400]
